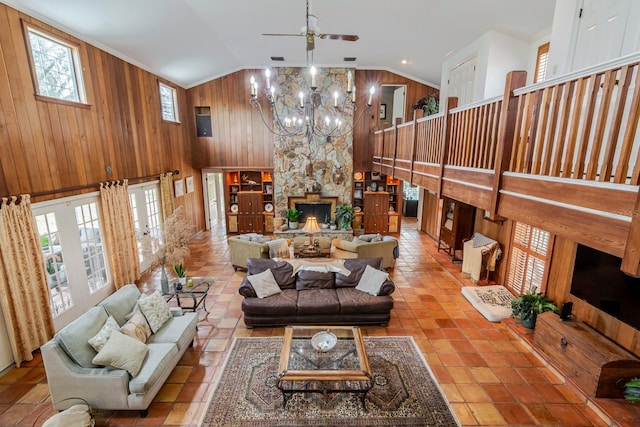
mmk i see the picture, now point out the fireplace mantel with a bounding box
[288,193,339,216]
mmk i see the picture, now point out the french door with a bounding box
[34,195,112,329]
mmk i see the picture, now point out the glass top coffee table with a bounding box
[277,325,372,409]
[163,276,214,317]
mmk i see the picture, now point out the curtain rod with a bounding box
[6,170,180,200]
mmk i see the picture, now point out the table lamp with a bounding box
[302,216,321,251]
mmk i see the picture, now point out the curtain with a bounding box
[160,172,175,221]
[0,195,55,367]
[100,180,140,289]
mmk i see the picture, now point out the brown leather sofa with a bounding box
[238,258,395,328]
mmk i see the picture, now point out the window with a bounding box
[534,42,550,84]
[25,25,86,103]
[159,82,179,122]
[129,184,162,272]
[506,222,553,295]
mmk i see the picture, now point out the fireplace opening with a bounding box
[295,203,332,224]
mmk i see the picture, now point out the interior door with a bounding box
[571,0,630,71]
[448,56,476,107]
[392,86,406,123]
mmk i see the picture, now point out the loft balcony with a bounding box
[372,53,640,276]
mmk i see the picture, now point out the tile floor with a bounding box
[0,218,639,426]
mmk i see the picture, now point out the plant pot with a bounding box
[330,224,337,230]
[179,277,187,286]
[289,221,298,230]
[321,223,329,229]
[521,315,537,329]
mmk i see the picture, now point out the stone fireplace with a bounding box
[271,67,354,218]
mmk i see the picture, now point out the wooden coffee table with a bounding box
[277,326,372,409]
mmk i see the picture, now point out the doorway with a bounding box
[379,85,407,128]
[202,170,225,230]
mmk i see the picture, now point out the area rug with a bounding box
[461,285,514,322]
[199,336,460,426]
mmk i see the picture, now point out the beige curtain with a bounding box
[0,195,55,367]
[100,180,140,289]
[160,172,175,221]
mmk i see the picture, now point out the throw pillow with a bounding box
[92,330,148,377]
[372,233,383,242]
[247,259,295,289]
[267,238,289,258]
[87,316,120,352]
[355,265,389,296]
[137,291,172,333]
[247,269,282,298]
[120,309,152,343]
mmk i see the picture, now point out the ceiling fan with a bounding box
[262,0,359,51]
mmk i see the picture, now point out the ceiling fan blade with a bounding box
[319,34,359,42]
[262,33,304,37]
[306,33,315,51]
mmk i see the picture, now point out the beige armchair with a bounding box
[331,237,398,269]
[228,236,270,270]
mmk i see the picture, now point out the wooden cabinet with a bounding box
[355,171,403,234]
[364,192,389,233]
[438,197,475,261]
[224,170,273,234]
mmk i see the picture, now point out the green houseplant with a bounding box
[511,286,557,329]
[286,208,302,229]
[335,204,355,230]
[624,377,640,402]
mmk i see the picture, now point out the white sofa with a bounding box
[41,284,197,415]
[331,235,398,269]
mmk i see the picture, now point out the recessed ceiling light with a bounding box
[271,56,285,61]
[401,59,408,65]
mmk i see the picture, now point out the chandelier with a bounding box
[249,66,375,142]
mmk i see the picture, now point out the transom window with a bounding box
[25,25,86,103]
[159,82,179,122]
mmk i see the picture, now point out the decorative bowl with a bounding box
[311,331,337,352]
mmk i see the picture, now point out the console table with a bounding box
[274,229,353,240]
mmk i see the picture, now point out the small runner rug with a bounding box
[199,336,460,426]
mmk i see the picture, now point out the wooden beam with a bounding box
[622,189,640,277]
[486,70,527,220]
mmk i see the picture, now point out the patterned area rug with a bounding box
[199,336,460,426]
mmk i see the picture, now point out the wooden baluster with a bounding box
[574,73,603,179]
[552,81,575,177]
[562,77,587,178]
[586,69,616,180]
[621,64,640,184]
[437,97,458,198]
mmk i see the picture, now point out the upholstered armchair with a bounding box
[228,235,270,270]
[331,236,398,269]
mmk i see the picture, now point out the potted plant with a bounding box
[335,204,355,230]
[322,214,330,229]
[286,208,302,229]
[624,377,640,402]
[511,286,557,329]
[173,263,187,286]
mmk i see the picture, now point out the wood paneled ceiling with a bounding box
[3,0,556,88]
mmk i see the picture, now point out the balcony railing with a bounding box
[371,52,640,275]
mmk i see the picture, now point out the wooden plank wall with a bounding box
[0,4,204,229]
[187,69,275,169]
[187,69,438,172]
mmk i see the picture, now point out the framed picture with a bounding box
[379,103,387,119]
[186,176,194,193]
[174,179,184,197]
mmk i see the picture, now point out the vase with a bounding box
[160,266,170,294]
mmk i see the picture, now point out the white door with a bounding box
[392,86,406,124]
[34,197,113,330]
[202,170,225,230]
[571,0,631,71]
[448,56,476,107]
[129,182,162,272]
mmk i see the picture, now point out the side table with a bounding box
[163,277,215,318]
